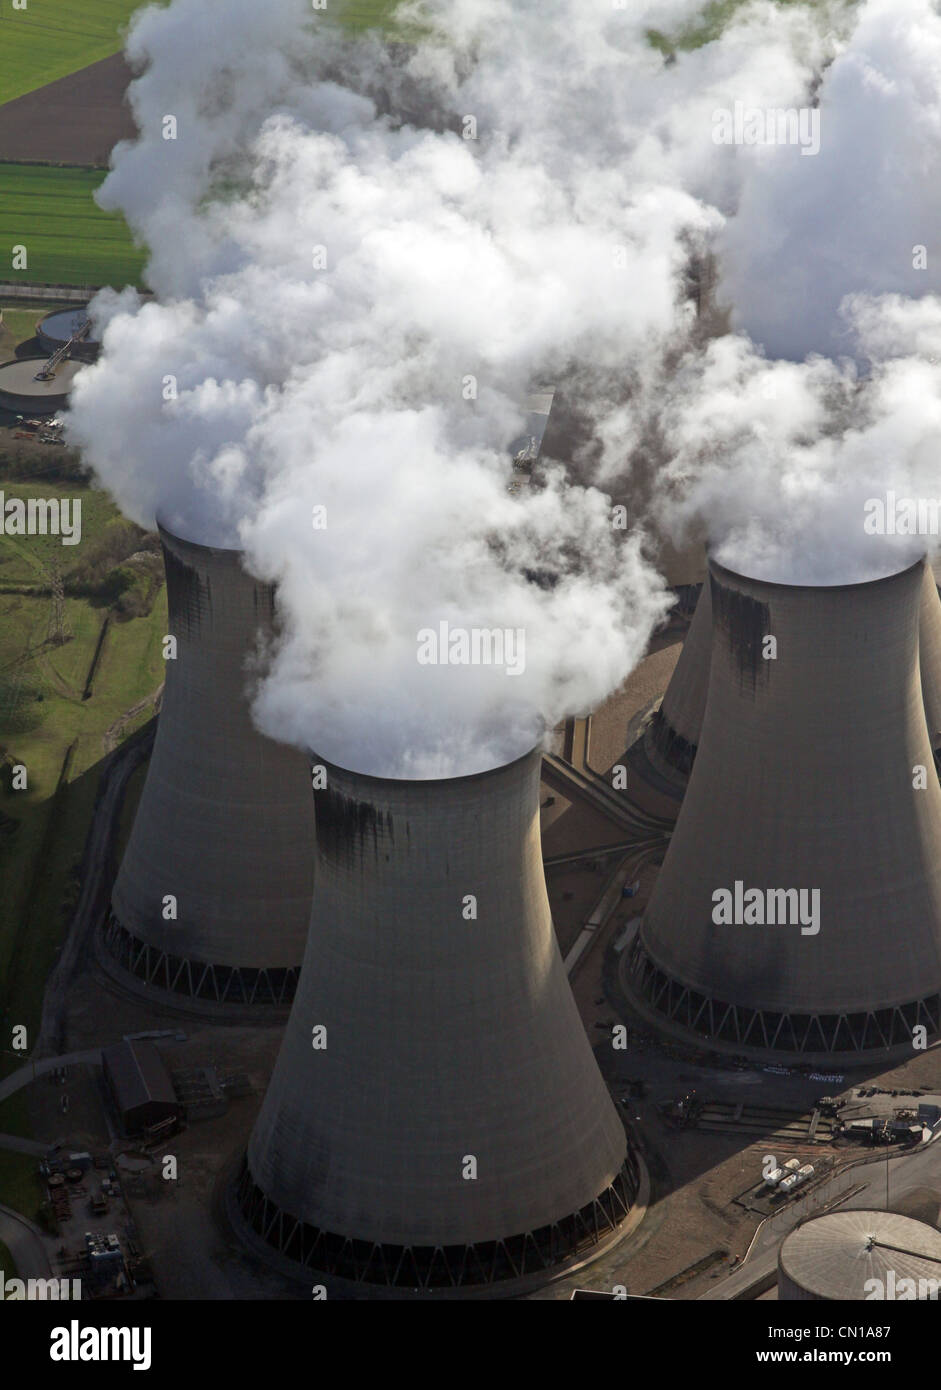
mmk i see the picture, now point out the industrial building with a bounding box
[102,522,315,1008]
[778,1211,941,1300]
[625,556,941,1058]
[102,1040,182,1136]
[237,746,640,1294]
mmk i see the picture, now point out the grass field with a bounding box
[0,478,167,1068]
[335,0,411,31]
[0,0,149,107]
[0,164,144,288]
[649,0,841,52]
[0,307,46,358]
[0,1149,43,1225]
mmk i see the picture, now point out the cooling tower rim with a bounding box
[156,515,246,559]
[708,550,926,595]
[307,742,542,789]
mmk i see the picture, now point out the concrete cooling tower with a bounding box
[236,747,640,1294]
[920,564,941,760]
[778,1211,941,1301]
[103,523,315,1009]
[625,555,941,1059]
[641,578,711,788]
[639,560,941,799]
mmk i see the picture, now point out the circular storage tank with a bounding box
[0,357,83,415]
[779,1210,941,1301]
[36,305,100,363]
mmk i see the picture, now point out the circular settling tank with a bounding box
[0,357,83,414]
[37,305,100,362]
[779,1210,941,1301]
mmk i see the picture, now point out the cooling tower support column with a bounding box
[102,523,315,1011]
[625,556,941,1060]
[236,747,640,1294]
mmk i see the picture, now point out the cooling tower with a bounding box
[920,563,941,758]
[625,555,941,1058]
[640,562,941,795]
[236,747,640,1293]
[103,523,315,1008]
[642,579,711,785]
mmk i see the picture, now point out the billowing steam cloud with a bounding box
[66,0,941,769]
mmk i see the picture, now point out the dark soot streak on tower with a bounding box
[237,747,640,1292]
[626,556,941,1058]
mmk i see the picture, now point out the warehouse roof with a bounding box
[102,1040,177,1113]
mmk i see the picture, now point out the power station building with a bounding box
[103,523,315,1008]
[778,1211,941,1301]
[236,747,640,1293]
[102,1039,182,1136]
[625,556,941,1058]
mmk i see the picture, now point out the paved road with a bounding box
[0,1202,52,1280]
[0,1049,101,1105]
[0,1133,50,1157]
[701,1133,941,1298]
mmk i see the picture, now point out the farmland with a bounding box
[0,164,145,288]
[0,0,149,107]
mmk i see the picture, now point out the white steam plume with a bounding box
[67,0,941,768]
[74,0,809,775]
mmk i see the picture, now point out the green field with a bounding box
[334,0,411,31]
[648,0,847,53]
[0,475,167,1063]
[0,1149,43,1225]
[0,164,145,288]
[0,0,403,111]
[0,0,149,107]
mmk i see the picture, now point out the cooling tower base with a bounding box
[624,936,941,1063]
[100,914,299,1013]
[232,1152,642,1297]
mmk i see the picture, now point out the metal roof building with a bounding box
[779,1210,941,1300]
[103,523,315,1009]
[237,746,639,1294]
[625,556,941,1059]
[102,1040,182,1135]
